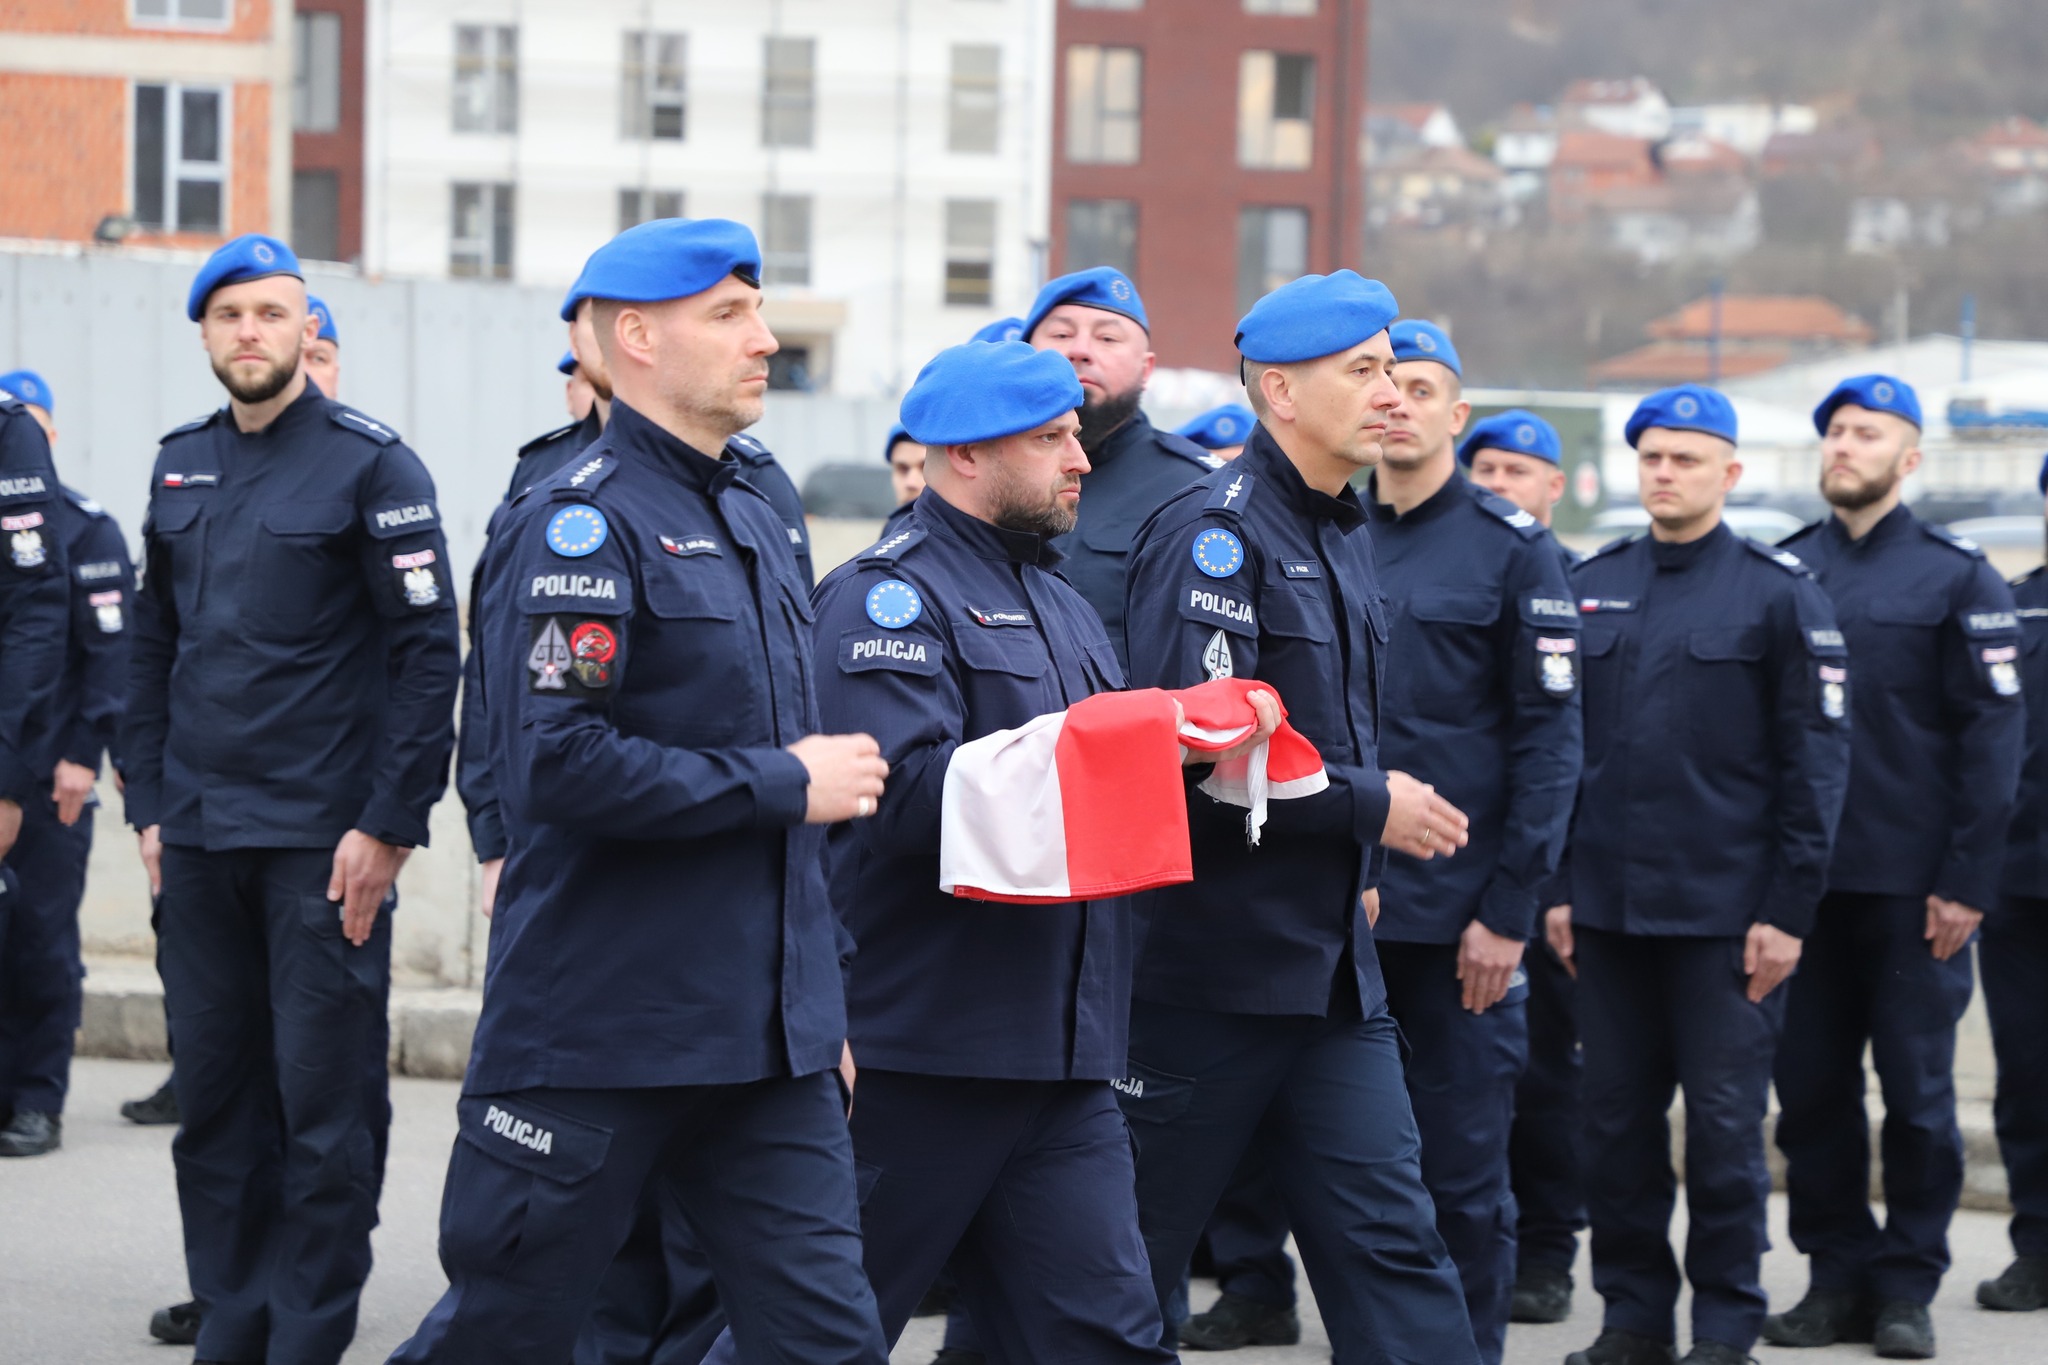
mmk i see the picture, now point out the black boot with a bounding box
[121,1074,180,1126]
[1977,1255,2048,1311]
[0,1110,60,1156]
[1677,1341,1755,1365]
[1511,1261,1574,1323]
[1178,1292,1301,1349]
[1872,1299,1935,1360]
[1760,1286,1875,1347]
[1564,1327,1678,1365]
[149,1300,204,1345]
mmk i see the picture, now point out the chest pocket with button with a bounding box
[954,626,1053,732]
[1399,588,1502,722]
[1257,578,1347,760]
[625,559,761,747]
[1579,625,1625,759]
[145,498,208,621]
[248,500,356,638]
[1684,624,1770,751]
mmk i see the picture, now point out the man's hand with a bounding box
[1182,689,1283,767]
[0,798,20,862]
[838,1041,857,1118]
[138,823,163,897]
[1458,919,1527,1014]
[1743,922,1803,1003]
[1380,772,1470,860]
[1925,895,1984,962]
[1361,887,1381,929]
[789,733,889,824]
[1544,904,1575,979]
[479,857,504,920]
[328,830,408,947]
[52,760,97,827]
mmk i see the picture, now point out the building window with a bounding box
[944,200,997,306]
[451,183,515,278]
[621,33,686,141]
[763,37,815,149]
[133,83,227,234]
[453,25,518,134]
[294,13,342,133]
[131,0,227,27]
[761,193,812,285]
[618,189,686,232]
[1244,0,1317,12]
[1065,198,1137,277]
[949,45,1001,154]
[1238,51,1314,169]
[1237,205,1308,312]
[1066,45,1142,165]
[292,170,341,261]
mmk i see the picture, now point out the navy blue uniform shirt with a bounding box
[1781,505,2024,910]
[0,396,68,802]
[467,400,840,1092]
[504,412,602,502]
[1053,411,1215,671]
[811,490,1130,1081]
[1370,473,1582,944]
[1999,567,2048,900]
[1569,523,1850,938]
[1122,425,1394,1016]
[52,487,134,777]
[124,386,460,850]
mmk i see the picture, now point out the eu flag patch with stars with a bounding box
[1192,528,1244,578]
[866,579,923,629]
[546,506,609,558]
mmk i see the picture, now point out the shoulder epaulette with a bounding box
[2012,564,2046,588]
[545,452,620,500]
[1779,519,1824,546]
[1921,520,1987,559]
[725,433,775,466]
[1586,533,1639,561]
[1744,537,1811,575]
[328,406,401,446]
[61,485,107,518]
[160,411,218,443]
[857,522,927,564]
[0,390,20,413]
[1470,485,1543,537]
[1204,469,1256,517]
[1156,429,1222,472]
[516,422,579,459]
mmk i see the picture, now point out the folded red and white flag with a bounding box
[939,678,1328,904]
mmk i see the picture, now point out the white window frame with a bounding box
[761,193,813,286]
[762,35,816,149]
[452,23,518,135]
[944,199,997,306]
[450,182,516,279]
[1066,44,1142,165]
[1238,50,1315,170]
[948,44,1002,155]
[132,81,231,234]
[622,32,688,142]
[294,11,343,134]
[129,0,230,32]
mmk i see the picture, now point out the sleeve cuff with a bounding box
[1476,877,1538,942]
[1756,885,1817,940]
[467,811,508,863]
[747,748,815,829]
[356,798,431,850]
[1350,770,1392,851]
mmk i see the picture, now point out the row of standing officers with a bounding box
[0,219,2044,1365]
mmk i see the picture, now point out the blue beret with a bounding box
[1235,270,1400,365]
[307,295,338,344]
[1176,404,1259,450]
[187,234,302,320]
[971,317,1025,346]
[1389,319,1461,377]
[0,369,52,413]
[559,218,761,321]
[883,422,918,462]
[1813,373,1922,435]
[557,350,578,377]
[1459,409,1561,466]
[1022,268,1148,340]
[1625,384,1738,449]
[900,342,1085,447]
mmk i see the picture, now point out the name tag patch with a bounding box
[660,535,720,557]
[160,472,218,488]
[968,606,1033,627]
[1280,560,1321,579]
[1579,597,1637,614]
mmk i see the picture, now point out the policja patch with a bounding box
[393,550,441,606]
[3,511,46,569]
[1536,636,1578,696]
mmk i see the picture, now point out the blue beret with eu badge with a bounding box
[1812,373,1922,435]
[559,218,762,321]
[1235,270,1400,364]
[187,233,303,321]
[307,295,338,344]
[0,369,52,413]
[1624,383,1738,449]
[1389,319,1462,377]
[971,317,1026,345]
[557,350,578,377]
[883,422,916,462]
[1176,404,1258,451]
[899,341,1085,448]
[1459,409,1561,465]
[1022,267,1148,341]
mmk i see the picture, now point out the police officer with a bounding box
[886,422,927,511]
[1119,270,1480,1363]
[0,368,80,1158]
[1024,268,1218,670]
[1764,374,2024,1359]
[1977,452,2048,1315]
[563,349,598,423]
[126,234,461,1365]
[305,295,342,398]
[389,218,887,1365]
[1463,408,1593,1327]
[1553,384,1850,1365]
[1176,404,1258,464]
[1365,322,1583,1365]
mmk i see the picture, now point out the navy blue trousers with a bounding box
[0,796,90,1114]
[1510,935,1585,1273]
[1198,1111,1299,1309]
[1380,940,1528,1365]
[392,1072,884,1365]
[1577,928,1784,1352]
[1983,896,2048,1259]
[1121,998,1478,1364]
[159,845,393,1365]
[1773,891,1975,1304]
[573,1181,724,1365]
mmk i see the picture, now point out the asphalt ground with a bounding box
[3,1059,2042,1364]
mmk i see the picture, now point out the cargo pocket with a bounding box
[442,1094,614,1288]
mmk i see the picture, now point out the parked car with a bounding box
[802,463,897,519]
[1945,515,2046,550]
[1588,504,1805,544]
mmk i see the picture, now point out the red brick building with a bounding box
[1050,0,1371,372]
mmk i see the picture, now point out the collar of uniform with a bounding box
[1649,517,1731,570]
[1085,407,1153,472]
[608,400,738,494]
[916,486,1064,568]
[1241,425,1367,530]
[1366,467,1463,526]
[1823,498,1912,550]
[230,379,325,440]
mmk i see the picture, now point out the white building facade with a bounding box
[363,0,1055,398]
